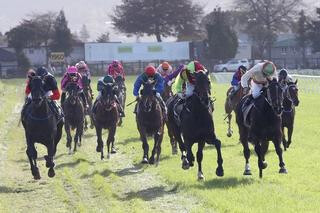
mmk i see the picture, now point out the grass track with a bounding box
[0,77,319,212]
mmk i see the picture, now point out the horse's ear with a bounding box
[294,79,298,85]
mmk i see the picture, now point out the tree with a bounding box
[80,24,90,42]
[235,0,302,59]
[111,0,203,42]
[0,32,7,45]
[96,32,110,43]
[294,10,310,68]
[50,10,73,56]
[205,8,238,60]
[308,8,320,53]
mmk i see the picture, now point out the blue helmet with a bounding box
[36,67,48,78]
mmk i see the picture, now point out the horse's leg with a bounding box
[213,138,224,177]
[196,142,205,180]
[273,139,288,174]
[140,132,149,164]
[242,139,252,175]
[166,122,177,155]
[65,121,72,154]
[260,141,269,169]
[254,142,264,178]
[107,126,116,159]
[45,137,56,178]
[95,126,104,160]
[227,113,233,137]
[26,141,40,180]
[155,132,163,166]
[287,124,294,148]
[84,116,88,131]
[282,126,287,151]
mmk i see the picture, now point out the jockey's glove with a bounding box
[156,92,161,98]
[167,80,173,86]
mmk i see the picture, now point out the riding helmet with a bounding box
[262,62,275,76]
[103,75,114,84]
[145,65,156,77]
[36,67,48,78]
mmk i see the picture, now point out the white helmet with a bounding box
[76,61,87,70]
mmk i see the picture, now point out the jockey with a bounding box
[107,60,125,80]
[156,61,172,78]
[278,68,293,88]
[92,75,125,117]
[241,61,277,103]
[164,64,186,86]
[229,65,247,98]
[133,65,166,117]
[175,61,207,99]
[60,66,88,109]
[23,67,63,121]
[76,61,93,97]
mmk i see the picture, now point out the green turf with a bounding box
[0,76,319,213]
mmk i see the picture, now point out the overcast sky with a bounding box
[1,0,319,42]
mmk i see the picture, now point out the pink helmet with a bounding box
[67,66,78,74]
[76,61,87,70]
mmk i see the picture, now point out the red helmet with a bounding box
[194,61,205,72]
[145,65,156,77]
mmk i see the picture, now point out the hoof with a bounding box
[149,157,155,165]
[90,124,94,129]
[279,167,288,174]
[96,145,102,153]
[182,158,190,170]
[197,172,205,181]
[48,168,55,178]
[78,141,81,147]
[216,167,224,177]
[227,132,232,137]
[111,147,117,154]
[68,149,72,155]
[243,170,252,175]
[101,155,104,160]
[107,153,110,159]
[141,157,149,164]
[32,168,41,180]
[262,161,268,170]
[189,161,194,167]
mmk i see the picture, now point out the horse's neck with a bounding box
[254,97,279,121]
[32,101,50,115]
[188,96,211,115]
[283,96,293,111]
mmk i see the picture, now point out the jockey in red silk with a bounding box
[60,66,88,109]
[107,60,125,80]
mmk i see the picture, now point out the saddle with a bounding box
[241,96,254,128]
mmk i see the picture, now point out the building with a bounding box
[0,48,18,78]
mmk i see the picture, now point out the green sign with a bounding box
[118,46,132,53]
[148,46,162,52]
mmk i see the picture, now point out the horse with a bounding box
[167,71,224,180]
[236,78,287,178]
[136,79,164,165]
[21,76,63,179]
[162,83,178,155]
[93,83,119,160]
[281,80,299,150]
[62,82,85,154]
[114,75,126,126]
[224,86,246,137]
[82,75,94,130]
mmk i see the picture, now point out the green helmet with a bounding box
[102,75,114,85]
[262,62,275,76]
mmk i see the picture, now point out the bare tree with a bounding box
[235,0,302,59]
[80,24,90,42]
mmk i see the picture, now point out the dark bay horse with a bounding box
[93,83,119,160]
[114,76,126,126]
[167,71,224,180]
[282,80,299,150]
[136,80,164,165]
[162,83,178,155]
[224,86,246,137]
[62,82,84,154]
[82,75,94,130]
[21,76,63,179]
[236,79,287,178]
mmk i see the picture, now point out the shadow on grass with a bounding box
[55,158,95,169]
[80,168,113,179]
[83,133,96,139]
[192,177,254,189]
[115,163,145,177]
[117,184,179,201]
[0,186,36,194]
[118,137,140,145]
[14,153,68,164]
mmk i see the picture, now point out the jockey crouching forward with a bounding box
[278,68,293,89]
[92,75,125,117]
[133,65,167,119]
[241,61,277,105]
[157,61,172,78]
[23,67,64,122]
[76,61,93,98]
[60,66,88,110]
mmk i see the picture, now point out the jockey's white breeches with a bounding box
[251,81,263,99]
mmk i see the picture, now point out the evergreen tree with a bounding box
[80,24,90,42]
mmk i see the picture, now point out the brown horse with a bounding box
[114,76,126,126]
[93,83,119,160]
[224,86,246,137]
[162,83,178,155]
[82,75,94,130]
[136,80,165,165]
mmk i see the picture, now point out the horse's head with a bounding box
[266,78,284,115]
[286,80,299,106]
[30,76,46,107]
[193,71,211,106]
[140,79,157,112]
[101,83,116,111]
[66,82,80,105]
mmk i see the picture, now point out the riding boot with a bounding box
[21,97,31,121]
[114,95,125,117]
[173,97,185,125]
[244,95,253,107]
[49,100,64,122]
[60,92,66,106]
[80,92,88,112]
[156,95,167,121]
